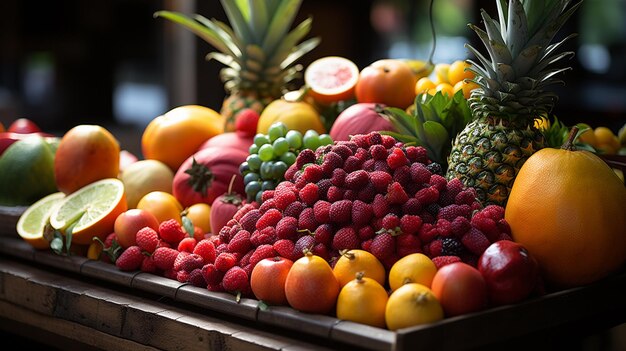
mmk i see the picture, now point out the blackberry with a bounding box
[441,237,465,256]
[426,162,444,176]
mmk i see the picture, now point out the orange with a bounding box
[54,124,120,195]
[136,191,183,225]
[506,130,626,288]
[593,126,620,154]
[284,251,340,315]
[304,56,360,105]
[432,83,454,98]
[453,80,479,100]
[49,178,128,246]
[184,203,211,234]
[333,249,386,287]
[142,105,224,171]
[388,253,437,292]
[433,63,451,84]
[415,77,436,95]
[385,283,443,330]
[336,272,388,328]
[447,60,474,86]
[355,59,418,109]
[577,125,597,146]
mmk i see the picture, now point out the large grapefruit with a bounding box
[304,56,359,105]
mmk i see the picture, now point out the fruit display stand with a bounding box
[1,214,626,350]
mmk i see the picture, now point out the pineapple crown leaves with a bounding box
[465,0,582,120]
[379,91,472,166]
[154,0,320,98]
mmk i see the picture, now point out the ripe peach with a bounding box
[114,208,160,248]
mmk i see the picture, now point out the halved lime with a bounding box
[49,178,127,245]
[16,192,66,249]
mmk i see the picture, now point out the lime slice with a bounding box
[16,192,66,249]
[49,178,127,245]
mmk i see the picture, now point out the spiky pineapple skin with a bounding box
[221,93,273,132]
[446,117,545,206]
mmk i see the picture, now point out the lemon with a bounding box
[49,178,127,245]
[385,283,443,330]
[388,253,437,291]
[16,192,66,249]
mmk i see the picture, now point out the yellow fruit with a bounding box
[385,283,443,331]
[336,272,388,328]
[434,83,454,98]
[505,129,626,288]
[16,192,65,249]
[402,59,434,79]
[333,249,386,287]
[388,253,437,291]
[533,116,551,131]
[49,178,127,246]
[184,202,211,234]
[415,77,436,95]
[594,126,620,153]
[136,191,183,224]
[257,96,325,135]
[447,60,474,86]
[576,124,596,146]
[119,159,174,209]
[433,63,450,84]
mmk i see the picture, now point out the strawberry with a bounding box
[387,147,408,170]
[227,230,252,253]
[331,226,360,251]
[298,182,319,205]
[370,232,395,261]
[351,200,373,226]
[276,216,298,240]
[222,266,251,297]
[329,199,352,224]
[135,226,159,254]
[386,181,409,205]
[357,225,375,240]
[371,194,389,218]
[193,239,216,264]
[159,219,187,246]
[234,108,260,137]
[256,208,282,230]
[152,247,179,271]
[116,246,144,271]
[414,186,439,205]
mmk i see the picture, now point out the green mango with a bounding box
[0,135,57,206]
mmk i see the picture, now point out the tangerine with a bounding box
[333,249,386,287]
[388,253,437,291]
[355,59,418,109]
[336,272,388,328]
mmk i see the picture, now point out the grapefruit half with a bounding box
[304,56,359,105]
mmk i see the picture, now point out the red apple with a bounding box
[250,256,294,306]
[114,208,160,248]
[478,240,540,306]
[8,118,42,133]
[431,262,488,317]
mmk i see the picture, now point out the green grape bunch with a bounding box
[239,122,333,203]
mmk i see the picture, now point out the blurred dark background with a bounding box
[0,0,625,155]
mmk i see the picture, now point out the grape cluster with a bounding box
[239,122,333,203]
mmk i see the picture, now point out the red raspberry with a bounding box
[400,214,422,235]
[371,193,390,218]
[418,223,438,244]
[324,153,344,174]
[357,182,377,203]
[295,235,316,257]
[273,187,297,211]
[342,156,362,173]
[193,239,216,264]
[312,243,331,261]
[207,282,225,292]
[284,164,298,182]
[429,174,448,191]
[140,255,158,273]
[455,188,478,205]
[329,200,352,224]
[227,230,252,253]
[283,201,306,218]
[436,219,453,237]
[393,165,411,186]
[233,202,257,222]
[261,190,275,203]
[415,186,440,205]
[250,227,277,246]
[136,227,159,253]
[386,181,409,205]
[297,207,317,231]
[174,252,205,272]
[176,270,190,283]
[387,147,408,170]
[350,133,370,148]
[361,238,373,251]
[273,239,297,261]
[368,132,383,146]
[471,215,500,242]
[256,208,282,230]
[432,255,462,269]
[332,144,353,160]
[382,213,400,230]
[296,149,316,168]
[314,223,334,246]
[327,186,345,202]
[177,237,197,253]
[450,216,471,237]
[239,249,254,267]
[234,108,260,137]
[310,200,329,223]
[358,225,375,240]
[222,266,250,295]
[249,244,277,267]
[276,216,298,240]
[159,219,187,246]
[402,198,422,215]
[214,252,238,272]
[429,239,443,257]
[299,182,319,205]
[301,164,323,183]
[201,263,224,285]
[373,159,391,173]
[396,233,422,257]
[152,247,179,271]
[116,246,144,271]
[351,200,373,226]
[381,134,396,148]
[186,268,207,288]
[369,144,387,160]
[461,228,491,255]
[258,198,277,212]
[362,158,376,171]
[332,226,360,251]
[370,232,395,261]
[410,163,432,184]
[345,170,369,190]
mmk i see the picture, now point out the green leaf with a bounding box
[50,237,63,255]
[182,216,195,238]
[422,121,449,164]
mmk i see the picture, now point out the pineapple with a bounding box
[446,0,581,206]
[155,0,320,131]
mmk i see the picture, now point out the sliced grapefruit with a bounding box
[304,56,359,105]
[16,192,66,249]
[49,178,127,245]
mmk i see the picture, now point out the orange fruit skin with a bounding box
[332,249,386,288]
[142,105,224,171]
[136,191,183,225]
[447,60,474,86]
[284,253,340,315]
[336,275,388,328]
[54,125,120,195]
[355,59,418,109]
[114,208,160,248]
[250,256,293,306]
[505,148,626,288]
